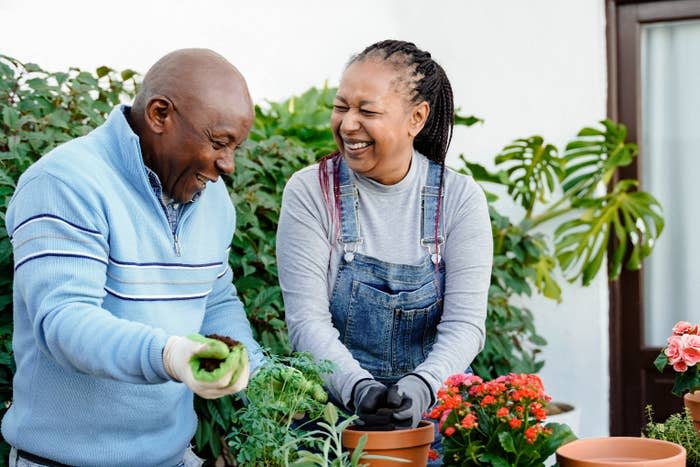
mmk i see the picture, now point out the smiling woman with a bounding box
[276,39,493,466]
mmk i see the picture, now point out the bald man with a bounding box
[2,49,264,466]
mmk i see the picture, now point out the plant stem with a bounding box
[526,205,575,230]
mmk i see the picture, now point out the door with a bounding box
[608,0,700,436]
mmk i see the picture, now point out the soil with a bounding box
[199,334,241,371]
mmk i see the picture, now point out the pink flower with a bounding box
[665,335,683,365]
[673,321,700,335]
[444,426,456,437]
[682,334,700,366]
[673,321,692,335]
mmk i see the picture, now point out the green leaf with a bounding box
[498,430,516,453]
[479,452,512,467]
[454,113,483,127]
[121,69,137,81]
[96,66,112,78]
[2,107,19,128]
[494,136,563,213]
[654,351,668,373]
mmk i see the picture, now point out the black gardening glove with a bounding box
[352,379,412,430]
[387,374,434,429]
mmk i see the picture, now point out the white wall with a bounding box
[0,0,609,437]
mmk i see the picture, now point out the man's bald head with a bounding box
[133,48,252,115]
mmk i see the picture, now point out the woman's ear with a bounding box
[144,96,173,135]
[408,101,430,137]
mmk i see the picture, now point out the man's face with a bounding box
[156,94,253,203]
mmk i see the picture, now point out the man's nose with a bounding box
[215,151,235,175]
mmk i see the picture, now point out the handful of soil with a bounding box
[188,333,248,383]
[199,334,241,371]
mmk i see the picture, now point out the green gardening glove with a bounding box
[187,334,231,382]
[163,334,249,399]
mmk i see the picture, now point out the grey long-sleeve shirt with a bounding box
[276,152,493,406]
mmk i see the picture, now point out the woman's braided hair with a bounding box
[320,40,455,262]
[350,39,454,164]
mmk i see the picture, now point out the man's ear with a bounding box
[144,96,173,134]
[408,101,430,138]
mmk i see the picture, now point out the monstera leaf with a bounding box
[495,136,564,214]
[554,179,664,285]
[562,119,637,200]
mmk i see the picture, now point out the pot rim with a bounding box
[556,436,686,466]
[342,420,435,450]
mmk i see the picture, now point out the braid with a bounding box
[350,40,455,164]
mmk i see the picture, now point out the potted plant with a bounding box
[644,406,700,467]
[427,372,575,466]
[654,321,700,430]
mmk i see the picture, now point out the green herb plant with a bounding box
[219,352,334,466]
[643,405,700,466]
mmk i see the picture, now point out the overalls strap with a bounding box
[337,158,362,261]
[421,161,445,264]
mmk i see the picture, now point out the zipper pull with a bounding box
[174,234,181,256]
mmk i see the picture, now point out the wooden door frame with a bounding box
[607,0,700,435]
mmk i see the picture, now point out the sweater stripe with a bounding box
[15,250,109,271]
[108,257,221,269]
[104,286,212,301]
[11,214,102,239]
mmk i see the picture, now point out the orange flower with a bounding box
[428,449,439,461]
[524,426,538,443]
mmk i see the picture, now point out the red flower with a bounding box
[445,426,456,437]
[480,395,496,407]
[509,417,522,429]
[524,426,538,444]
[461,413,478,429]
[496,407,509,419]
[428,449,439,461]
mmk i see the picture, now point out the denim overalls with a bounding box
[329,157,446,382]
[329,157,445,465]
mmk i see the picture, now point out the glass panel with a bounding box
[642,20,700,347]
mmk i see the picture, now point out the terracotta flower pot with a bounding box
[556,437,686,466]
[342,420,435,467]
[684,390,700,433]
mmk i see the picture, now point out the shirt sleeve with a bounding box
[276,170,372,407]
[200,245,266,373]
[8,171,169,383]
[412,175,493,393]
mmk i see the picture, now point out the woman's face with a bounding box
[331,60,428,185]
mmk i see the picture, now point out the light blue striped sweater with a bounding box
[1,106,264,466]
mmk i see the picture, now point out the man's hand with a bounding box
[163,334,249,399]
[387,374,433,428]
